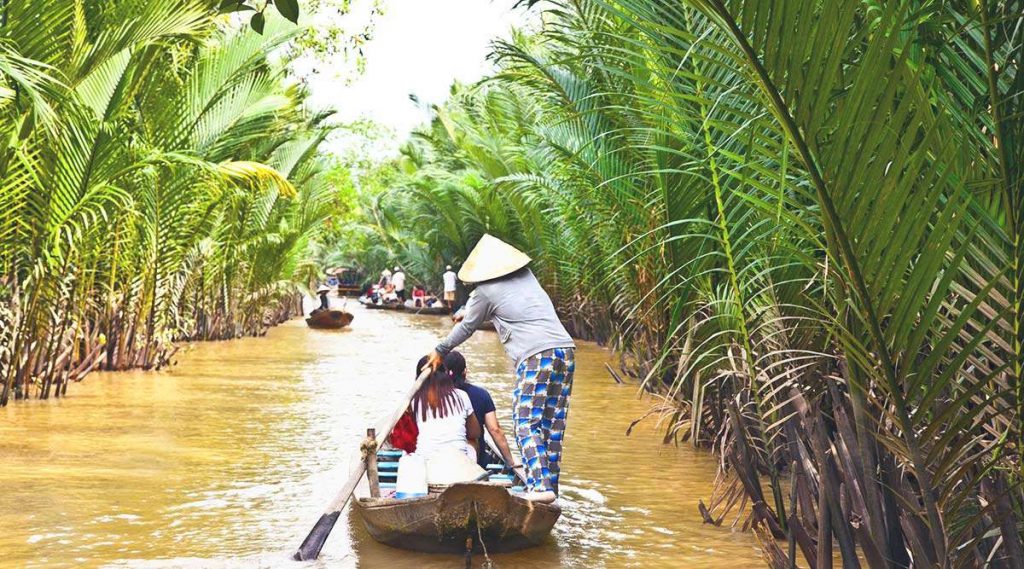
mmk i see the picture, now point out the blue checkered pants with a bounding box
[512,347,575,493]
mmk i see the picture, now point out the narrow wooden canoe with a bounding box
[354,441,558,554]
[404,304,450,316]
[362,302,405,311]
[354,483,560,554]
[305,310,354,329]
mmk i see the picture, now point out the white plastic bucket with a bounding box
[394,454,428,499]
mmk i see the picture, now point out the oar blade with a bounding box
[292,511,341,561]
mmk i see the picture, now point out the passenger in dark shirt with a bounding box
[444,351,519,470]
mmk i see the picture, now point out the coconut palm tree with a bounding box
[1,2,342,403]
[344,1,1024,565]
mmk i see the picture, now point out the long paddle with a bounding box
[292,366,432,561]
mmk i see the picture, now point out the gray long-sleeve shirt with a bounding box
[435,269,575,369]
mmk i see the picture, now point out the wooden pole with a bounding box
[293,366,433,561]
[365,428,380,498]
[604,363,624,384]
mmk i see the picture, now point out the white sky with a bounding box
[295,0,532,158]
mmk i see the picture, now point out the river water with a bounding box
[0,304,766,568]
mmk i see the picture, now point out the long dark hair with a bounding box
[412,357,463,420]
[444,351,467,386]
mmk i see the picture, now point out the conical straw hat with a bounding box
[458,234,531,283]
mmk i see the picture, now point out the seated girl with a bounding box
[411,285,426,307]
[397,357,485,490]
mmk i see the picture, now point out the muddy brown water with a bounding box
[0,303,766,568]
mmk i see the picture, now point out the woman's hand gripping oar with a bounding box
[292,365,433,561]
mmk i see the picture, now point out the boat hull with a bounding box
[354,483,560,554]
[305,310,353,329]
[404,305,450,316]
[362,302,405,311]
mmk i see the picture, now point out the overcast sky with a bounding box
[294,0,531,158]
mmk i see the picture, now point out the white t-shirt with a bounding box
[392,271,406,291]
[412,390,473,458]
[442,270,457,292]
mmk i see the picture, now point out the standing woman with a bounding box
[392,266,406,302]
[426,234,575,503]
[442,264,457,310]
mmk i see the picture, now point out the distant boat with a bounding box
[326,266,364,297]
[305,310,354,329]
[362,301,405,311]
[403,304,450,316]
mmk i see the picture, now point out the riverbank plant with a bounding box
[0,1,342,404]
[340,1,1024,566]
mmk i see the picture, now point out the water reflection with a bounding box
[0,304,764,568]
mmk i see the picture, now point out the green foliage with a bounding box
[344,1,1024,566]
[0,0,345,404]
[219,0,300,30]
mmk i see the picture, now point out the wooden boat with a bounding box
[354,446,560,554]
[403,304,450,316]
[354,482,560,554]
[305,309,354,329]
[363,302,405,311]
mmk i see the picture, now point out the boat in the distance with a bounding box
[353,445,560,554]
[305,310,354,329]
[361,301,406,311]
[402,304,450,316]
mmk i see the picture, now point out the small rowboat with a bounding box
[305,310,353,329]
[362,301,405,311]
[354,447,560,554]
[404,304,450,316]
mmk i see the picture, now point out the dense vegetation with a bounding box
[339,1,1024,567]
[0,1,342,404]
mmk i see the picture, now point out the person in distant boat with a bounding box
[425,234,576,503]
[313,284,330,314]
[444,351,519,470]
[408,356,486,485]
[442,265,457,310]
[381,284,398,304]
[392,266,406,302]
[411,284,426,307]
[378,268,392,288]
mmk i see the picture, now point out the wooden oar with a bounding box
[293,366,433,561]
